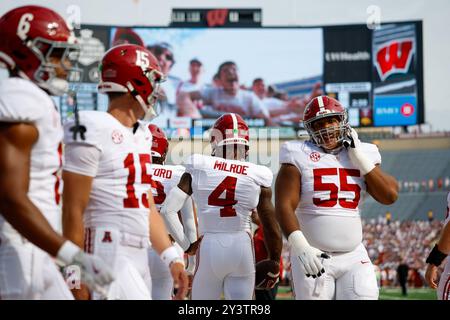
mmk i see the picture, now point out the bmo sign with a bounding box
[373,96,417,126]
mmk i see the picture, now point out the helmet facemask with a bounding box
[304,112,349,152]
[28,37,82,96]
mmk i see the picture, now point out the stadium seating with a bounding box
[361,148,450,221]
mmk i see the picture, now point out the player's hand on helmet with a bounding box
[170,260,189,300]
[57,241,114,296]
[255,259,280,290]
[344,127,375,176]
[288,231,330,278]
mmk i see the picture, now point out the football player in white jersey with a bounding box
[425,192,450,300]
[0,5,114,299]
[160,113,282,300]
[62,44,188,300]
[275,95,398,300]
[147,123,198,299]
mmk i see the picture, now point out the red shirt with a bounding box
[253,226,283,280]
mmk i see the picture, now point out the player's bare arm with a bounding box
[365,165,399,205]
[62,171,94,249]
[257,187,282,261]
[275,163,302,237]
[425,221,450,288]
[275,163,329,278]
[149,192,188,300]
[0,122,65,255]
[254,186,283,289]
[62,170,95,300]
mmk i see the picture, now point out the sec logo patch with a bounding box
[309,151,321,162]
[111,130,124,144]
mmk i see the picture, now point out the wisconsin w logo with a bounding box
[206,9,228,27]
[375,38,415,81]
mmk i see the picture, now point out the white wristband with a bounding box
[56,241,80,265]
[160,245,184,268]
[353,150,375,176]
[288,230,309,250]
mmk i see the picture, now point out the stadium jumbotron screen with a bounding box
[62,22,424,131]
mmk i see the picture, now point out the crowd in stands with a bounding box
[397,176,450,193]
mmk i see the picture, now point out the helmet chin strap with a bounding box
[126,81,157,121]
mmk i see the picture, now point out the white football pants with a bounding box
[0,231,73,300]
[191,231,255,300]
[85,227,151,300]
[290,243,379,300]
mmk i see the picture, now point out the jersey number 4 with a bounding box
[313,168,361,209]
[208,176,238,217]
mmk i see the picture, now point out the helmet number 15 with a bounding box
[313,168,361,209]
[136,50,149,70]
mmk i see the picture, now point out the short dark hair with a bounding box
[190,58,202,66]
[252,78,264,86]
[217,61,237,75]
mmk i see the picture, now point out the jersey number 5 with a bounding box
[313,168,361,209]
[208,176,238,217]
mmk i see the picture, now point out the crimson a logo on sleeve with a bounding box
[375,38,415,81]
[310,151,321,162]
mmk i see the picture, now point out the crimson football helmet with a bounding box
[303,95,349,149]
[148,124,169,159]
[0,5,81,96]
[210,113,249,157]
[98,44,165,121]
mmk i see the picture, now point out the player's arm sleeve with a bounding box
[0,84,46,123]
[160,186,191,251]
[180,197,197,243]
[363,143,382,166]
[255,166,274,188]
[279,142,296,165]
[64,143,101,177]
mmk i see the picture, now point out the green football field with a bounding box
[276,286,437,300]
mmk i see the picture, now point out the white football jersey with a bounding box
[63,111,153,237]
[150,164,185,211]
[280,140,381,252]
[0,78,63,236]
[445,192,450,226]
[184,154,273,234]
